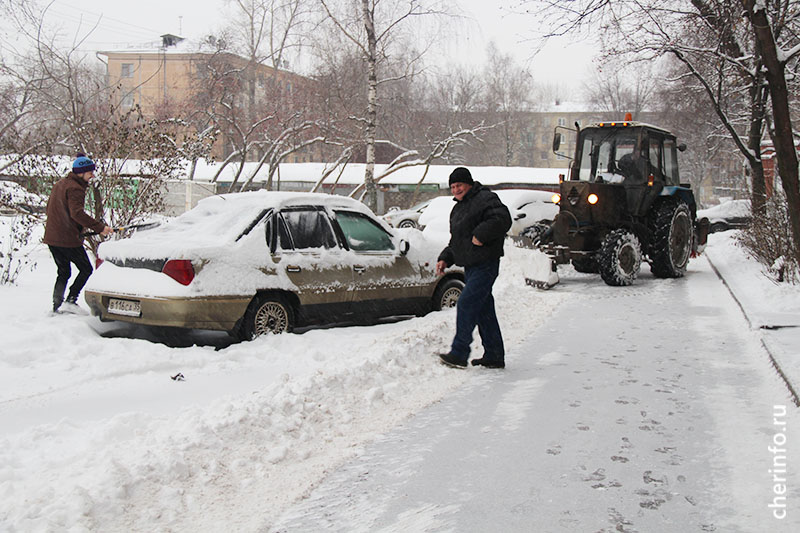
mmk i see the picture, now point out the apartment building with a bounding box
[98,34,317,162]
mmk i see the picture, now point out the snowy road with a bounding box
[271,259,800,532]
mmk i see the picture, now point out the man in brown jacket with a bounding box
[43,155,112,314]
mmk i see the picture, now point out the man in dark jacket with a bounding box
[436,167,512,369]
[43,155,112,314]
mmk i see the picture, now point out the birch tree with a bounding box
[317,0,446,210]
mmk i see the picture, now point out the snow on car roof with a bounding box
[697,199,750,221]
[494,189,555,208]
[99,191,373,260]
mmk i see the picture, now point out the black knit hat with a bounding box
[449,167,473,186]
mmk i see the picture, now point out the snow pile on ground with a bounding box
[704,231,800,402]
[0,223,569,531]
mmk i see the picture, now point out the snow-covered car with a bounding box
[419,189,559,243]
[494,189,559,237]
[0,180,46,215]
[418,195,455,244]
[381,198,432,228]
[697,199,751,233]
[85,191,465,339]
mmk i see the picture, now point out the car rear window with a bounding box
[279,208,338,250]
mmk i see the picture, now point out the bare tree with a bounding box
[516,0,800,266]
[317,0,447,210]
[582,58,657,117]
[0,1,213,257]
[196,0,325,191]
[480,42,534,166]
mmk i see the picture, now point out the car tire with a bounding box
[649,200,692,278]
[398,219,417,228]
[240,294,294,340]
[598,229,641,286]
[432,278,464,311]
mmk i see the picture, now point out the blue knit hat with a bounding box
[72,155,96,174]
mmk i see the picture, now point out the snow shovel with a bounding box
[83,221,161,236]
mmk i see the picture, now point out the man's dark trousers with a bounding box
[49,245,92,310]
[450,259,504,363]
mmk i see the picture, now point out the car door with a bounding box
[273,206,355,320]
[332,209,425,315]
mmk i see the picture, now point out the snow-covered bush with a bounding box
[0,181,43,284]
[737,191,799,284]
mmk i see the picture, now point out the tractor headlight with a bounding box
[551,193,561,204]
[587,193,599,205]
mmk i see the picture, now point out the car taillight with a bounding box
[162,259,195,285]
[95,257,104,269]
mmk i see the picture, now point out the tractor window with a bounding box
[576,129,639,182]
[649,138,663,178]
[663,139,680,185]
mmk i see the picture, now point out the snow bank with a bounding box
[0,228,569,531]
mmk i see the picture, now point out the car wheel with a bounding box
[241,294,294,339]
[433,278,464,311]
[598,229,641,286]
[398,219,417,228]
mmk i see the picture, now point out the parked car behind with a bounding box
[85,191,464,340]
[381,198,433,228]
[418,189,559,244]
[0,180,46,215]
[697,199,751,233]
[494,189,559,237]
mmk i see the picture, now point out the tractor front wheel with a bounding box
[598,229,642,286]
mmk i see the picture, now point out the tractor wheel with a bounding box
[649,200,692,278]
[240,294,294,340]
[598,229,642,286]
[398,219,417,228]
[572,256,598,273]
[432,278,464,311]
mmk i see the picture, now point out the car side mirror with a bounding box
[399,239,410,256]
[552,132,561,152]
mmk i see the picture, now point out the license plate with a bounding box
[108,298,141,317]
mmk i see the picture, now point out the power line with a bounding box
[48,0,164,37]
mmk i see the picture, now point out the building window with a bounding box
[541,151,549,160]
[121,93,134,108]
[121,63,134,78]
[557,117,566,126]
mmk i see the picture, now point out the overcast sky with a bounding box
[41,0,596,90]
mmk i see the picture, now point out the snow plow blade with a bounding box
[523,248,560,290]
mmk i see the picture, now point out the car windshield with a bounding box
[576,129,638,182]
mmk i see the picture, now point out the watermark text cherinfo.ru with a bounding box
[769,405,788,520]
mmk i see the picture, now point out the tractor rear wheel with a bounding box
[649,200,692,278]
